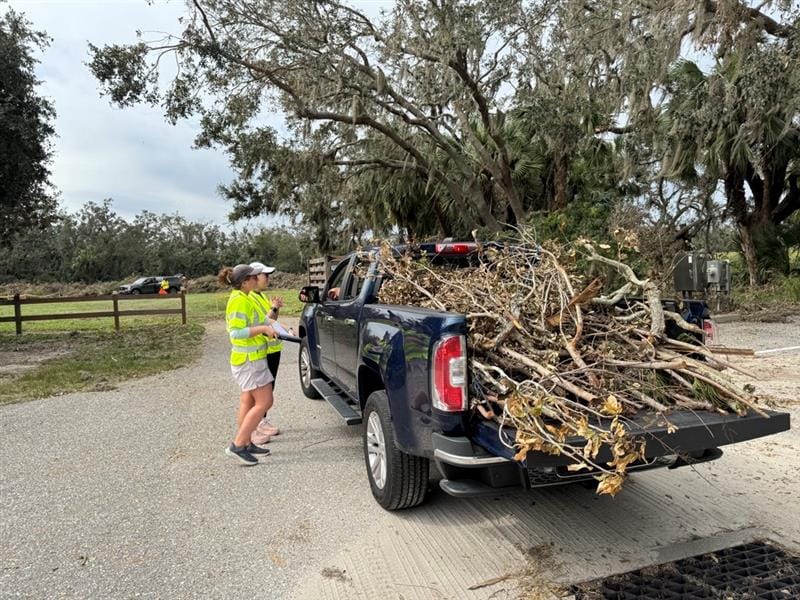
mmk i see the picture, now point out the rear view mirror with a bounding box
[299,285,321,303]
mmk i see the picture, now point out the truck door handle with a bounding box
[343,318,356,326]
[324,316,334,322]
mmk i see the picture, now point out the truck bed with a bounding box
[471,409,791,467]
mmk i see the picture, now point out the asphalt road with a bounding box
[1,318,798,599]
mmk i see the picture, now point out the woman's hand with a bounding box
[260,325,277,338]
[271,296,284,309]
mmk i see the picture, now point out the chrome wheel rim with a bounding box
[366,411,387,489]
[300,346,311,388]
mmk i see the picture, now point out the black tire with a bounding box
[131,289,141,295]
[299,338,322,399]
[168,287,177,294]
[363,391,429,510]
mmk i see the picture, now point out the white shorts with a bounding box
[230,358,274,392]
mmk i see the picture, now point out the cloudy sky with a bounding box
[6,0,270,226]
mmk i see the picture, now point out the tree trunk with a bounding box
[469,186,502,231]
[738,222,760,286]
[551,154,568,211]
[500,172,525,225]
[443,179,501,232]
[431,196,452,238]
[726,170,761,286]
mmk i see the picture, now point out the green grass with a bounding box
[0,289,303,333]
[0,289,304,405]
[0,323,205,405]
[185,289,304,322]
[731,277,800,307]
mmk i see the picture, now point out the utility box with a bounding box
[673,252,708,293]
[706,260,731,294]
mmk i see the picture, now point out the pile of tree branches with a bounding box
[377,233,765,495]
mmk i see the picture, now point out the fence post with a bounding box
[13,293,22,335]
[180,288,187,325]
[112,291,120,332]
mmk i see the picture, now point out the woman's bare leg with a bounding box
[262,388,274,419]
[237,391,253,428]
[234,384,273,447]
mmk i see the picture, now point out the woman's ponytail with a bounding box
[217,267,234,287]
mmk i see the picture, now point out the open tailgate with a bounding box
[471,409,791,467]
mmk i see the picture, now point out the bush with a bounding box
[782,276,800,302]
[1,272,311,298]
[0,280,124,297]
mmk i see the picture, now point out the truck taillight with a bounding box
[434,243,474,254]
[702,319,716,344]
[431,335,468,412]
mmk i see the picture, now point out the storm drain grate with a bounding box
[572,541,800,599]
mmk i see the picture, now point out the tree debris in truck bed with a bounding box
[376,232,768,496]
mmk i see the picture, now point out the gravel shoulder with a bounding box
[714,317,800,405]
[0,319,371,599]
[1,318,798,600]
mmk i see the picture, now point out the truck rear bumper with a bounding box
[432,409,790,498]
[432,434,522,496]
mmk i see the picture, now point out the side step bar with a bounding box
[310,378,362,425]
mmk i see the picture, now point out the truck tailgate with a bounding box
[471,409,791,467]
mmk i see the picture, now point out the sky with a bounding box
[5,0,271,227]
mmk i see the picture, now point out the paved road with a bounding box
[1,319,798,599]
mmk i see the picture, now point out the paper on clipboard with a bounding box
[271,321,292,337]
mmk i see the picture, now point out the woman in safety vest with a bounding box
[218,264,278,466]
[248,261,291,442]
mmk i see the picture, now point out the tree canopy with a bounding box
[88,0,800,281]
[0,199,315,283]
[0,9,57,245]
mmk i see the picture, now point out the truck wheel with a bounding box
[363,391,429,510]
[299,338,322,399]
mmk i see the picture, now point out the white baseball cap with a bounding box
[249,261,276,275]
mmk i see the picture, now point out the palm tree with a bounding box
[660,53,800,285]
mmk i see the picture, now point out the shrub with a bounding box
[781,276,800,302]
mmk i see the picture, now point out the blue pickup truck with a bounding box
[298,242,790,510]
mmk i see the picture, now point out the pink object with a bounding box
[250,429,271,445]
[257,418,280,436]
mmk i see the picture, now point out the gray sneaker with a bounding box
[247,443,271,456]
[225,443,258,466]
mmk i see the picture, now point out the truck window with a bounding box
[342,256,372,301]
[325,259,350,302]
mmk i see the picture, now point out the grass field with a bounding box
[0,289,303,333]
[0,324,205,405]
[0,290,303,405]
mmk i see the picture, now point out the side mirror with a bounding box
[299,285,321,303]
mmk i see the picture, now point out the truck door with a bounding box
[330,256,369,397]
[316,258,352,377]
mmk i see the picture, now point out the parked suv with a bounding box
[119,275,182,295]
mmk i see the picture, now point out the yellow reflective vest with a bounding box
[226,290,267,366]
[249,291,283,354]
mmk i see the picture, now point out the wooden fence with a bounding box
[0,290,187,335]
